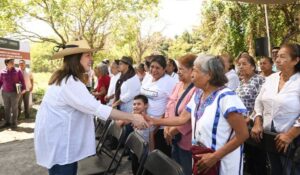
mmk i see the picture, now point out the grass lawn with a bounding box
[31,72,52,104]
[32,72,52,93]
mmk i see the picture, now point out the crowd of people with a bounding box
[0,58,34,129]
[33,39,300,175]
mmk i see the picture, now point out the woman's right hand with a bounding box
[251,116,263,142]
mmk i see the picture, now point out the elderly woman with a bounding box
[235,53,266,175]
[251,44,300,175]
[140,55,177,156]
[164,54,196,175]
[147,55,249,175]
[92,63,110,104]
[34,40,148,175]
[259,56,274,77]
[236,53,265,115]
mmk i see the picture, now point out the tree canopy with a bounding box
[1,0,299,72]
[163,0,299,59]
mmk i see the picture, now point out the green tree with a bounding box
[164,32,193,59]
[0,0,22,36]
[5,0,158,49]
[180,0,300,57]
[31,42,61,72]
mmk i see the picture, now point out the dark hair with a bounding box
[272,46,280,50]
[168,58,178,73]
[194,55,228,87]
[221,54,235,70]
[134,94,148,104]
[49,53,85,86]
[280,43,300,72]
[4,58,14,66]
[144,56,153,68]
[113,59,120,65]
[261,56,273,64]
[137,63,145,72]
[237,53,257,71]
[178,54,196,69]
[19,59,25,64]
[150,55,167,69]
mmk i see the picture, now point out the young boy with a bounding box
[116,94,153,149]
[130,95,154,175]
[132,95,153,146]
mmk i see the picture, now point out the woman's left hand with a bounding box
[196,153,219,173]
[275,133,293,153]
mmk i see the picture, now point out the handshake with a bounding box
[130,113,156,130]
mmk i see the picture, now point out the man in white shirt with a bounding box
[18,59,33,119]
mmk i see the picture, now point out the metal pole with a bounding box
[264,4,271,57]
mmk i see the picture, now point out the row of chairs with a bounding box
[78,119,185,175]
[245,130,300,175]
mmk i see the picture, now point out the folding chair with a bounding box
[95,118,111,140]
[95,119,112,150]
[142,149,184,175]
[78,121,126,175]
[106,132,149,175]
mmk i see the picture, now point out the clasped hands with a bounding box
[130,114,155,130]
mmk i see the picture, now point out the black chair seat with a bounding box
[142,150,184,175]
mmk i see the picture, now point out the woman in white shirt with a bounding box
[34,40,148,175]
[140,55,177,156]
[105,60,121,106]
[251,43,300,175]
[221,54,240,91]
[166,58,179,82]
[112,56,141,112]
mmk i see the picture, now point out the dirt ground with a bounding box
[0,108,131,175]
[0,118,47,175]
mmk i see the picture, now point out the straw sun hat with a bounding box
[52,40,97,59]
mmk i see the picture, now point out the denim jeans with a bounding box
[48,162,78,175]
[172,143,192,175]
